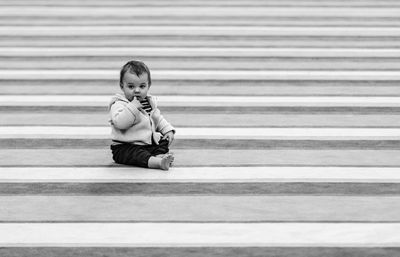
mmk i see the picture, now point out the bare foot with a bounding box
[166,152,174,167]
[155,153,174,166]
[160,154,174,170]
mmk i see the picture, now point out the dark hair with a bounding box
[119,60,151,87]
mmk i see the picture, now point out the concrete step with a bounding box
[1,57,399,70]
[6,58,400,70]
[3,122,400,148]
[2,48,400,70]
[3,166,400,183]
[2,0,400,7]
[2,81,399,96]
[0,195,399,221]
[5,138,400,149]
[4,47,400,57]
[2,95,400,114]
[2,26,400,36]
[0,126,400,140]
[2,95,400,107]
[2,126,400,140]
[1,181,399,195]
[2,7,400,18]
[1,17,399,27]
[1,149,399,167]
[0,223,399,247]
[1,70,400,81]
[1,166,399,195]
[2,36,399,47]
[0,247,398,257]
[5,107,398,114]
[2,126,400,149]
[3,113,400,127]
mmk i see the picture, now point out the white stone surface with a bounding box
[1,166,400,183]
[2,95,400,107]
[2,70,400,80]
[1,223,400,247]
[0,126,399,139]
[2,47,400,57]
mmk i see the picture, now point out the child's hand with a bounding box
[162,131,175,146]
[131,96,142,108]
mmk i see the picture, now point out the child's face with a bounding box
[121,72,150,101]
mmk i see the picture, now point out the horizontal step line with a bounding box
[1,17,399,21]
[2,196,400,222]
[3,221,400,224]
[1,126,400,139]
[1,70,400,80]
[2,181,400,195]
[1,7,400,16]
[3,1,400,7]
[3,113,400,128]
[1,95,400,107]
[2,166,400,183]
[1,26,400,36]
[0,223,400,247]
[1,149,398,168]
[2,47,400,57]
[5,26,400,30]
[3,5,400,8]
[5,138,400,150]
[6,24,400,28]
[6,5,398,7]
[3,23,400,28]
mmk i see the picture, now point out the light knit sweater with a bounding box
[108,94,175,145]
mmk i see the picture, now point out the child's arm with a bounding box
[161,130,175,146]
[153,109,175,135]
[110,100,142,130]
[153,108,175,145]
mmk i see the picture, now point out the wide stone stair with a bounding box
[1,0,400,256]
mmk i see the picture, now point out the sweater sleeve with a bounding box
[153,109,175,135]
[110,100,142,130]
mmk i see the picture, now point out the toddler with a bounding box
[109,60,175,170]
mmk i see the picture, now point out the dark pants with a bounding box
[110,139,169,168]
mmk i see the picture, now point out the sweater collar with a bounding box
[108,93,157,110]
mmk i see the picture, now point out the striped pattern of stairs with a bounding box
[1,0,400,256]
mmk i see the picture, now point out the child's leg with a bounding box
[146,139,174,168]
[148,154,174,171]
[154,152,174,166]
[111,143,152,168]
[148,139,170,156]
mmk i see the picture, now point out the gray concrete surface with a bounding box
[1,0,400,254]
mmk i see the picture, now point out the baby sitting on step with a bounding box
[108,60,175,170]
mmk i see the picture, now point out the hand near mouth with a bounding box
[131,96,143,108]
